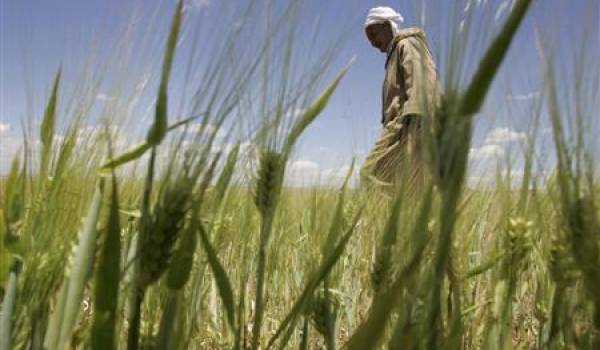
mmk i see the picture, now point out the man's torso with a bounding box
[381,27,440,125]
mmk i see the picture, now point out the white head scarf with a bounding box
[364,7,404,35]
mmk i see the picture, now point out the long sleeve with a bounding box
[398,37,440,120]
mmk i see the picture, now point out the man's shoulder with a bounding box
[393,27,429,56]
[394,27,426,44]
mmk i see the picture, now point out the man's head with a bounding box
[364,7,404,53]
[365,22,395,53]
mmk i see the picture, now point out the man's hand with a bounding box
[383,97,401,124]
[401,114,422,129]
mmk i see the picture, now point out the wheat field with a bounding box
[1,0,599,349]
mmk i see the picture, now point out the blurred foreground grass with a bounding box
[1,0,599,349]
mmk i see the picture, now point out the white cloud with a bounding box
[467,126,539,188]
[467,127,525,170]
[285,159,359,188]
[96,93,115,102]
[469,144,505,161]
[288,160,320,178]
[483,127,526,145]
[191,123,227,139]
[239,141,254,154]
[502,168,524,181]
[0,123,10,134]
[466,168,548,189]
[0,134,28,174]
[467,124,548,189]
[289,160,319,172]
[321,164,359,187]
[508,91,540,101]
[467,173,496,187]
[75,125,127,150]
[187,0,210,12]
[286,159,321,187]
[288,107,306,120]
[494,0,516,22]
[211,142,236,155]
[0,124,129,175]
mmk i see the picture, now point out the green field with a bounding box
[1,0,599,349]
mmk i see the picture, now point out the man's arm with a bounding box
[398,37,439,121]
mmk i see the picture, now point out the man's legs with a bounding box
[360,116,423,191]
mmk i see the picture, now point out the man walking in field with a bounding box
[360,6,441,189]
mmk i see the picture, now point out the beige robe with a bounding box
[361,27,441,188]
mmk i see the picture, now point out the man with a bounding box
[361,6,441,189]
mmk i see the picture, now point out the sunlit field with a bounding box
[1,0,599,349]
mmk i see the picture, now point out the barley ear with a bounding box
[3,154,25,248]
[166,216,198,291]
[254,150,283,216]
[40,69,61,178]
[214,142,241,204]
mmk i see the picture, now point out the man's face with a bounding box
[365,22,393,53]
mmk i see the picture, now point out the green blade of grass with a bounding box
[372,190,404,292]
[166,113,205,132]
[146,0,183,145]
[167,214,199,291]
[282,59,354,157]
[126,145,157,350]
[99,0,184,172]
[99,117,199,173]
[155,291,186,350]
[321,179,348,257]
[266,209,363,350]
[198,221,237,333]
[91,175,121,349]
[99,142,152,174]
[348,186,433,350]
[43,281,68,350]
[463,252,505,280]
[53,180,105,350]
[0,256,23,350]
[458,0,533,116]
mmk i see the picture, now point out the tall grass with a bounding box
[1,0,599,349]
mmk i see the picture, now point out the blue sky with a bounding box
[1,0,598,185]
